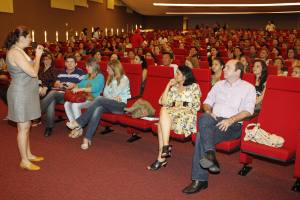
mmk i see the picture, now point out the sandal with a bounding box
[69,127,83,138]
[147,160,167,171]
[66,121,80,130]
[81,139,92,150]
[161,145,172,158]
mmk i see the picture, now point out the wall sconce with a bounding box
[44,31,47,43]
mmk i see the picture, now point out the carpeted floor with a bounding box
[0,100,299,200]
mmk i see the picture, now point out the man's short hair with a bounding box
[64,55,76,62]
[235,61,244,78]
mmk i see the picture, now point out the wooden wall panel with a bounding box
[51,0,75,11]
[0,0,13,13]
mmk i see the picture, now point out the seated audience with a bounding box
[273,57,288,76]
[147,65,201,170]
[291,65,300,78]
[252,60,268,109]
[211,58,224,86]
[287,48,299,67]
[41,55,85,137]
[208,47,219,67]
[66,61,131,150]
[65,58,104,138]
[38,52,58,98]
[240,55,250,73]
[182,59,256,194]
[110,53,120,62]
[92,50,102,62]
[161,52,178,75]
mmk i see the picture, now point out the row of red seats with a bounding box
[53,63,300,192]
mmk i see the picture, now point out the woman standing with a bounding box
[5,26,44,171]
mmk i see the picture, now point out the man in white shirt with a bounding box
[183,59,256,194]
[265,21,276,32]
[161,52,178,75]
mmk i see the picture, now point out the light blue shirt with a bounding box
[103,75,131,104]
[77,74,105,98]
[204,79,256,118]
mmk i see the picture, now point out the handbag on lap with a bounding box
[64,89,87,103]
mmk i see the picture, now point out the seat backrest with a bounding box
[77,60,87,72]
[122,63,143,98]
[258,76,300,151]
[142,66,174,116]
[99,61,108,80]
[55,59,65,69]
[267,65,278,75]
[192,68,211,103]
[242,73,255,85]
[173,48,188,55]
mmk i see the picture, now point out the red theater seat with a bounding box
[118,66,174,134]
[239,76,300,191]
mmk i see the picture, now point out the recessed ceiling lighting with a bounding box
[154,3,300,7]
[166,11,300,14]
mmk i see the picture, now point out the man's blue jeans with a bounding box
[191,113,242,181]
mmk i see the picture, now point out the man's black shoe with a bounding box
[182,180,208,194]
[44,128,52,137]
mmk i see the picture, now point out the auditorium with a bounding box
[0,1,299,199]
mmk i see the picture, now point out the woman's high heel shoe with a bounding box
[20,162,40,171]
[81,139,92,150]
[161,145,172,158]
[147,160,167,171]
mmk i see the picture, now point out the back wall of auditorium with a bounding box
[0,0,300,43]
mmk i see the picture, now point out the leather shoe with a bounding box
[199,150,220,173]
[182,180,208,194]
[44,128,52,137]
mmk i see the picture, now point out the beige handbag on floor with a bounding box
[244,123,285,148]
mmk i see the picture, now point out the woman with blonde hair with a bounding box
[67,60,131,149]
[64,58,104,138]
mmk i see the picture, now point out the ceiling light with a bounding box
[166,11,300,14]
[154,3,300,7]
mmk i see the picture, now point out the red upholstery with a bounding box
[77,60,87,72]
[199,61,209,68]
[242,73,255,85]
[55,59,65,69]
[192,68,211,103]
[173,48,188,55]
[121,57,130,63]
[241,76,300,164]
[267,65,278,75]
[101,63,143,123]
[118,66,174,130]
[99,61,108,80]
[122,63,143,98]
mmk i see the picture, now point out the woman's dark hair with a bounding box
[92,50,101,57]
[178,65,197,86]
[253,59,268,90]
[4,26,30,49]
[138,55,148,70]
[40,51,55,68]
[213,57,224,67]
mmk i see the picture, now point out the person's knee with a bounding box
[199,113,215,127]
